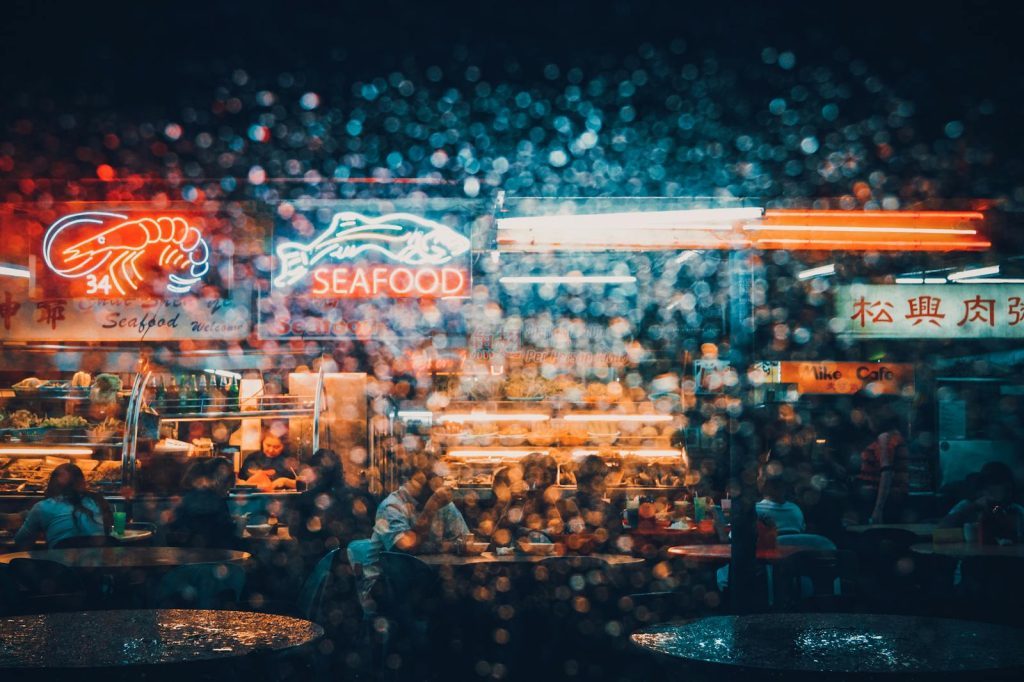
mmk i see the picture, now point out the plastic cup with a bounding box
[112,511,126,536]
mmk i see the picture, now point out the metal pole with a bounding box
[727,249,759,612]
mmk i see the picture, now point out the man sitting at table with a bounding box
[939,461,1024,543]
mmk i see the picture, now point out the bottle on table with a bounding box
[197,374,209,411]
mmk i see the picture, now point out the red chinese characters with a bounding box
[1008,296,1024,326]
[905,295,945,327]
[850,297,895,328]
[957,295,996,327]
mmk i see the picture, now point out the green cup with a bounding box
[113,511,126,536]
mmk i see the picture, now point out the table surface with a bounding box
[845,523,937,536]
[0,546,251,568]
[416,551,644,566]
[910,542,1024,559]
[632,614,1024,674]
[0,609,322,669]
[667,543,808,563]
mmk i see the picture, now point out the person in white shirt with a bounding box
[756,474,806,535]
[14,463,111,548]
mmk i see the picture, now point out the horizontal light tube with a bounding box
[948,265,999,281]
[398,410,433,420]
[446,449,547,458]
[571,448,682,458]
[0,265,30,279]
[952,278,1024,284]
[893,277,949,284]
[755,238,992,249]
[745,225,977,235]
[764,210,984,220]
[204,369,242,380]
[0,447,94,457]
[674,250,700,263]
[797,264,835,280]
[439,413,550,423]
[563,414,674,422]
[499,274,634,282]
[497,208,764,232]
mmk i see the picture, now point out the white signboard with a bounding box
[0,288,250,342]
[836,284,1024,338]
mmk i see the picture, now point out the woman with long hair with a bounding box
[13,463,112,548]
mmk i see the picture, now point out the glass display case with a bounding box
[0,373,132,498]
[124,366,326,495]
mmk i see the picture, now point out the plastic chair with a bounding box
[296,548,339,623]
[774,549,859,611]
[153,562,245,609]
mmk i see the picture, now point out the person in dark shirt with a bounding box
[240,433,297,491]
[166,457,242,549]
[287,448,377,570]
[572,455,624,552]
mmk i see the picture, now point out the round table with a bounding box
[0,547,251,569]
[845,523,936,538]
[416,551,644,567]
[667,543,807,563]
[0,609,322,670]
[632,614,1024,679]
[910,542,1024,559]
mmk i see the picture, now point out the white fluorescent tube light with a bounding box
[498,208,764,232]
[674,250,699,263]
[439,413,550,423]
[797,264,836,280]
[0,447,93,457]
[499,275,636,285]
[446,449,546,458]
[894,277,949,284]
[571,448,682,458]
[563,414,674,422]
[743,225,978,235]
[398,410,434,420]
[953,278,1024,284]
[0,265,30,279]
[948,265,1000,281]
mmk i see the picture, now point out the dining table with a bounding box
[632,613,1024,680]
[667,543,809,564]
[0,546,251,570]
[416,551,644,567]
[0,609,322,678]
[910,542,1024,559]
[845,523,937,538]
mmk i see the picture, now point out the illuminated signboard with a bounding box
[273,211,471,298]
[38,211,211,298]
[759,361,915,396]
[836,284,1024,338]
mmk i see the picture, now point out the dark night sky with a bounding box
[1,0,1021,159]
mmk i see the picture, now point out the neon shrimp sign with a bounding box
[273,211,472,296]
[42,212,211,296]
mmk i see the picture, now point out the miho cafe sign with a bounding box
[836,284,1024,338]
[272,211,471,298]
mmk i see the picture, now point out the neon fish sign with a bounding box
[42,212,211,296]
[273,211,472,288]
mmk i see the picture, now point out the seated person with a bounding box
[940,461,1024,543]
[14,463,112,548]
[288,448,377,570]
[756,473,806,535]
[368,455,470,560]
[501,453,578,544]
[165,457,242,549]
[479,464,529,547]
[572,455,624,551]
[240,433,297,491]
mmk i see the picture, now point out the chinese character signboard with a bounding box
[261,199,480,340]
[836,284,1024,338]
[0,284,250,342]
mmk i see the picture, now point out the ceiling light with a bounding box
[797,264,835,280]
[948,265,1000,281]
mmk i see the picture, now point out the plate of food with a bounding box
[517,540,556,555]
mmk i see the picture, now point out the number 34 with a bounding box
[85,274,112,295]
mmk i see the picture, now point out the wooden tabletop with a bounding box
[632,614,1024,675]
[910,542,1024,559]
[0,609,322,669]
[845,523,937,537]
[667,544,808,563]
[416,551,644,567]
[0,547,251,569]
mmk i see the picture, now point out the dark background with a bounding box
[1,0,1020,125]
